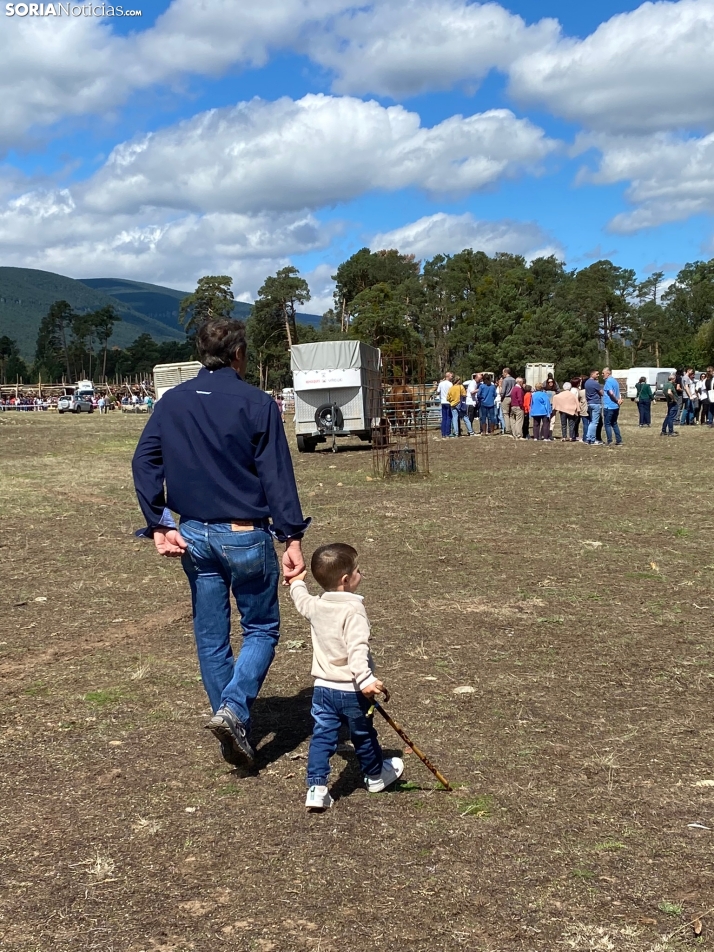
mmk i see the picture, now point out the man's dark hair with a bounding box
[311,543,358,591]
[196,319,247,370]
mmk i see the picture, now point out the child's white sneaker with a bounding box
[305,785,333,811]
[365,757,404,793]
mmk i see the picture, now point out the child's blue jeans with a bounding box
[306,686,384,787]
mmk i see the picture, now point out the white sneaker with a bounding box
[305,785,333,811]
[365,757,404,793]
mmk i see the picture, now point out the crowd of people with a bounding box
[434,366,714,444]
[657,369,714,435]
[0,388,154,412]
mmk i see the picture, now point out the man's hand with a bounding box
[282,539,305,585]
[361,679,386,698]
[153,527,188,558]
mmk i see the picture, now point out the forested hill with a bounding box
[0,268,184,359]
[0,268,323,360]
[79,277,253,330]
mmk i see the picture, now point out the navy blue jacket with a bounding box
[132,366,309,542]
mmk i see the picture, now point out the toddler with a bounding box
[290,543,404,810]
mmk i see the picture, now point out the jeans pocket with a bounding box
[220,540,266,585]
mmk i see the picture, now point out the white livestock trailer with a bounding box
[291,340,382,452]
[152,361,203,401]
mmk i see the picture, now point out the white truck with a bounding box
[152,361,203,401]
[291,340,382,452]
[623,366,676,400]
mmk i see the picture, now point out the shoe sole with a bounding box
[207,720,255,767]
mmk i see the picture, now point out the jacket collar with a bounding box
[320,592,364,603]
[198,366,243,381]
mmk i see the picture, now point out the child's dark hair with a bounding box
[311,543,358,590]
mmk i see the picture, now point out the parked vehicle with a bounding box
[58,391,93,414]
[292,340,381,452]
[625,367,675,400]
[152,361,203,401]
[525,362,555,389]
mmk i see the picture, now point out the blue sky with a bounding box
[2,0,713,311]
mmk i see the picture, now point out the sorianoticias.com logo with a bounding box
[6,3,142,14]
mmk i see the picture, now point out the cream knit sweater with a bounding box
[289,581,377,691]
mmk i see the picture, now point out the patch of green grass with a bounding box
[397,779,423,791]
[84,688,125,706]
[675,528,690,538]
[459,794,493,818]
[594,840,626,852]
[23,682,49,697]
[658,901,683,917]
[571,867,595,881]
[216,784,241,797]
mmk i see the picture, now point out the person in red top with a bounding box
[509,376,525,439]
[522,385,533,439]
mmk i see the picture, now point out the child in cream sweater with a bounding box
[290,543,404,810]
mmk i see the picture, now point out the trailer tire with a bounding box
[296,435,316,453]
[314,403,343,433]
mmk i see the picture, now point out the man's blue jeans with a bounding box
[662,402,677,434]
[440,403,451,437]
[585,404,601,442]
[603,407,622,444]
[307,686,383,787]
[180,520,280,732]
[681,398,695,425]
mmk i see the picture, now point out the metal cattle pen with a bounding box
[372,348,430,478]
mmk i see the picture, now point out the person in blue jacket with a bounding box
[476,373,497,435]
[529,383,553,441]
[132,319,310,769]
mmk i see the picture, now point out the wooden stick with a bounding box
[372,700,453,791]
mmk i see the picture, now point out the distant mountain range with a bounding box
[0,268,322,360]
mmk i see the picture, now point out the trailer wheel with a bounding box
[296,435,316,453]
[314,403,343,433]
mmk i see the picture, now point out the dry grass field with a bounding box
[1,406,713,952]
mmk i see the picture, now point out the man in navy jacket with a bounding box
[132,319,309,768]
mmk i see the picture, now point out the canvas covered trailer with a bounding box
[291,340,382,452]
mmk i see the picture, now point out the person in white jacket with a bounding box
[290,543,404,811]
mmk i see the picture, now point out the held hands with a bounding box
[290,570,307,584]
[282,539,305,585]
[361,679,386,699]
[153,528,188,558]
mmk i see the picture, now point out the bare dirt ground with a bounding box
[1,405,713,952]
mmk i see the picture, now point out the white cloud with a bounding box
[304,0,558,98]
[5,0,714,158]
[0,0,343,149]
[0,89,555,291]
[575,131,714,233]
[297,263,337,316]
[82,95,555,215]
[509,0,714,134]
[0,184,333,289]
[372,212,562,260]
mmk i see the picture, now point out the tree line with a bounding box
[243,250,714,389]
[4,251,714,389]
